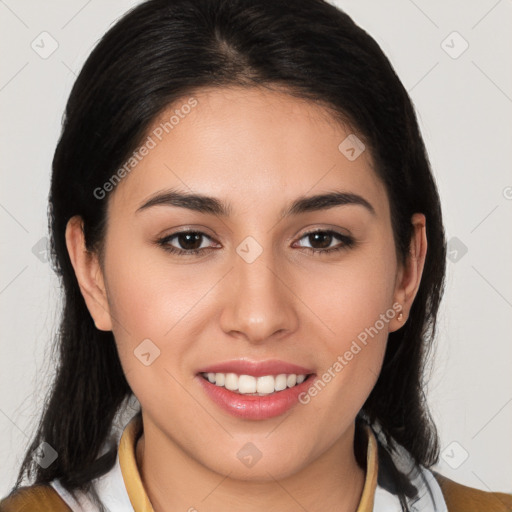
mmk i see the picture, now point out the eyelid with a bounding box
[293,224,352,239]
[158,228,219,246]
[292,228,354,250]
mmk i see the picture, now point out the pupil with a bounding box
[310,232,331,249]
[179,233,201,250]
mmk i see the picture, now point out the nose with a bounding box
[219,243,299,344]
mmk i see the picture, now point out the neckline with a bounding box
[118,413,379,512]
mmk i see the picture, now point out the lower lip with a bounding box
[196,374,316,420]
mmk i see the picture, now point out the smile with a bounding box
[200,372,309,396]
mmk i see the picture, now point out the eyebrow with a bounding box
[136,188,376,218]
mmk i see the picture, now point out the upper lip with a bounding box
[197,359,315,377]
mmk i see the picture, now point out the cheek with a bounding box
[99,241,202,388]
[309,241,397,346]
[102,262,196,417]
[302,238,397,414]
[103,244,211,340]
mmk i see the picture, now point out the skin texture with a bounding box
[65,86,427,512]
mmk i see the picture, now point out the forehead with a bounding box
[109,86,386,217]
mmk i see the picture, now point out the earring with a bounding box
[397,310,404,322]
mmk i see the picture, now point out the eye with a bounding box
[294,229,354,254]
[157,230,218,256]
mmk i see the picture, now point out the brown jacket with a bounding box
[1,472,511,511]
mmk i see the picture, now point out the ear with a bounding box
[65,215,113,331]
[389,213,427,332]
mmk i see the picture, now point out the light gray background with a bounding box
[1,0,511,497]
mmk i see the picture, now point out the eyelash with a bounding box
[156,229,355,257]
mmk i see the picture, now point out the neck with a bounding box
[135,419,367,512]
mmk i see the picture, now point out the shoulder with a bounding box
[433,471,512,511]
[0,485,72,512]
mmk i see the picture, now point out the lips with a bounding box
[195,359,316,420]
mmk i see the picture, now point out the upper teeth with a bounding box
[203,372,307,395]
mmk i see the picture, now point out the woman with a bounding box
[1,0,511,510]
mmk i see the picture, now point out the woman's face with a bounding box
[69,85,425,480]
